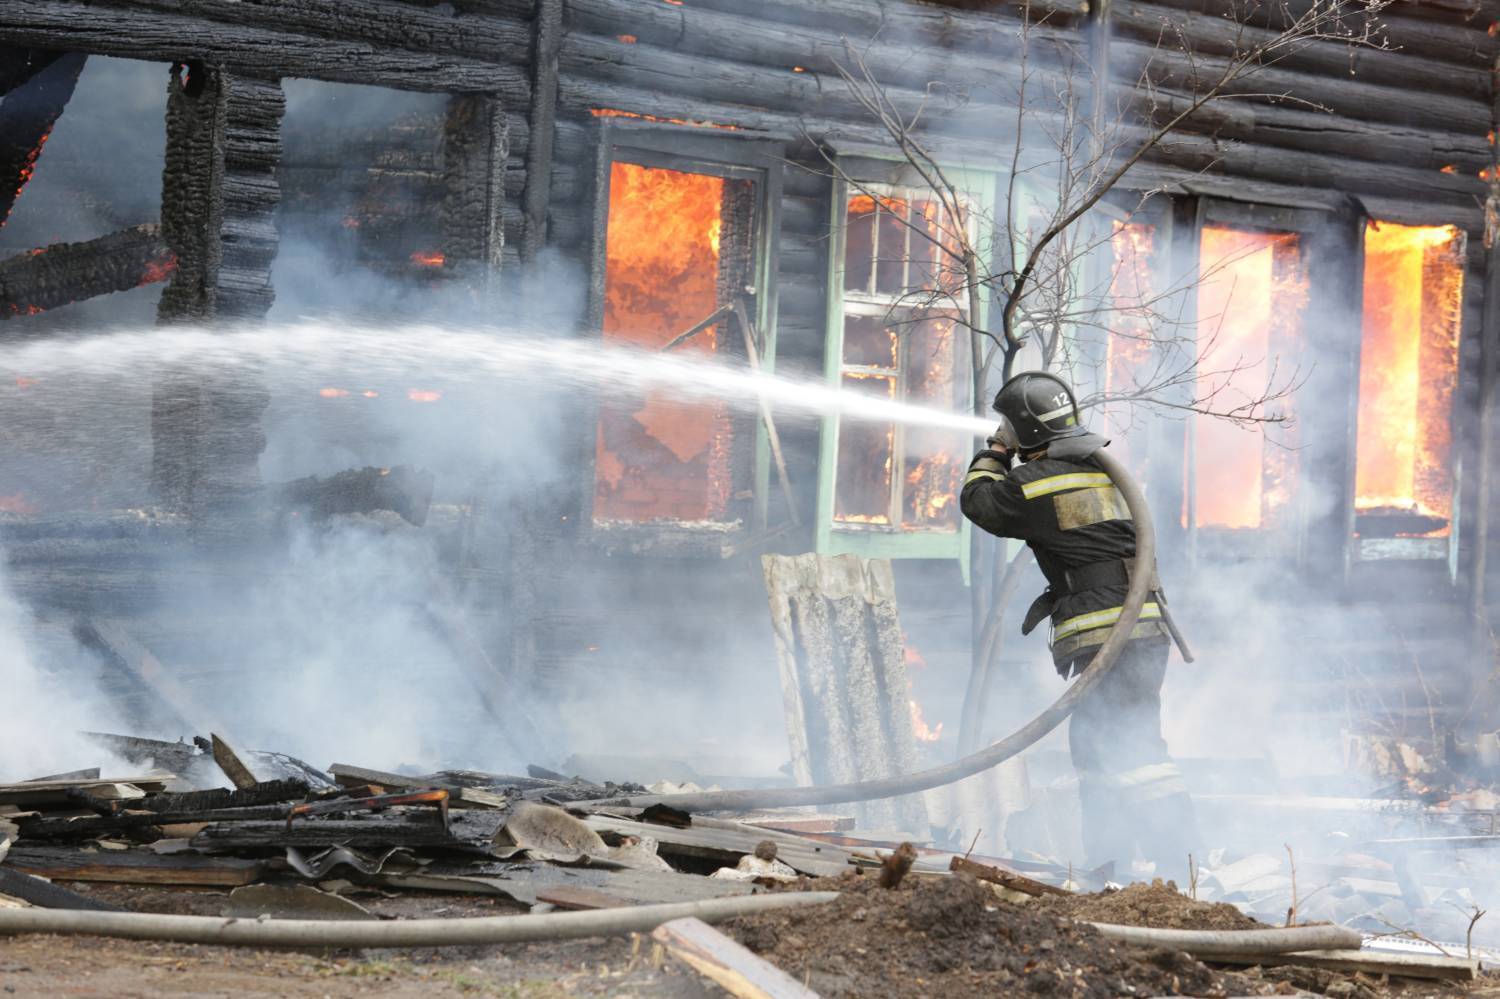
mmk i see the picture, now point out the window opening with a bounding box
[831,186,969,534]
[1354,221,1464,541]
[1193,225,1308,531]
[593,159,758,526]
[1101,220,1158,474]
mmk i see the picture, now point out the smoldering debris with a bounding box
[0,728,1490,993]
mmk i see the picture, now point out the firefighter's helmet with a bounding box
[991,371,1086,452]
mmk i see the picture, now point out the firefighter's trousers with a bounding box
[1068,636,1200,880]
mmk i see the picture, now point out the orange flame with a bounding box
[594,161,732,523]
[1193,226,1308,530]
[904,642,943,743]
[1441,164,1458,174]
[407,389,443,403]
[617,34,637,43]
[14,377,36,389]
[319,387,350,398]
[591,108,738,131]
[139,253,177,286]
[410,250,445,268]
[1354,222,1463,536]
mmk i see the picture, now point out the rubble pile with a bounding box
[0,731,1493,996]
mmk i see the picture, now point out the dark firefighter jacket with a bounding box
[960,444,1168,675]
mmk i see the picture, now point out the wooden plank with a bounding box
[80,619,229,737]
[211,734,259,791]
[0,777,168,807]
[1210,948,1477,983]
[583,814,849,878]
[329,763,508,808]
[6,845,267,887]
[0,867,125,911]
[653,917,821,999]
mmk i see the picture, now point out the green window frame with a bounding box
[815,165,997,565]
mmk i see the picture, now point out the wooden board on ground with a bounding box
[5,844,267,886]
[0,866,126,910]
[654,916,821,999]
[536,885,632,910]
[583,813,850,877]
[375,861,759,908]
[1210,948,1477,982]
[0,776,170,807]
[329,763,507,808]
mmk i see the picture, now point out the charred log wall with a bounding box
[152,67,284,516]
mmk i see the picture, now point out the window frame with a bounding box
[815,161,996,564]
[582,120,785,552]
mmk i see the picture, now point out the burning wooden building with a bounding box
[0,0,1498,788]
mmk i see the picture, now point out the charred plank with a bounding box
[0,50,85,228]
[0,224,174,319]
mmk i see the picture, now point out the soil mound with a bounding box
[726,873,1238,998]
[1036,879,1263,931]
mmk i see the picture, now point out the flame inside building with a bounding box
[1194,226,1308,530]
[593,161,738,524]
[1355,222,1464,538]
[832,192,965,531]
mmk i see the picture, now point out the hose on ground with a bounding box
[1086,922,1363,957]
[0,890,841,948]
[587,447,1154,812]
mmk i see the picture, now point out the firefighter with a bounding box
[960,370,1200,880]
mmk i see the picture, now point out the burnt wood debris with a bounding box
[3,0,1500,990]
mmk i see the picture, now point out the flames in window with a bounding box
[833,190,966,533]
[1193,226,1308,531]
[593,161,737,525]
[1103,222,1156,472]
[1354,222,1464,539]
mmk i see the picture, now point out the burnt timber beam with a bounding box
[521,0,560,261]
[441,94,507,282]
[153,65,281,514]
[0,2,529,99]
[84,0,530,68]
[0,46,69,97]
[0,50,85,229]
[0,224,174,319]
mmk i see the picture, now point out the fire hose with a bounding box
[589,447,1155,813]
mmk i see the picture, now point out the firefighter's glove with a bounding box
[968,449,1012,477]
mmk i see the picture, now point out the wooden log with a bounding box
[565,0,1078,95]
[75,619,229,737]
[0,50,85,228]
[1131,0,1497,70]
[950,855,1070,896]
[653,917,821,999]
[0,224,175,319]
[5,845,267,887]
[0,2,530,98]
[682,0,1085,45]
[441,94,507,279]
[192,809,506,852]
[1113,2,1490,101]
[522,0,562,260]
[1114,30,1488,135]
[99,0,531,66]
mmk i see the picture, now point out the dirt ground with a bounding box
[2,874,1498,998]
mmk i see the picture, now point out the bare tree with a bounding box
[808,0,1392,754]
